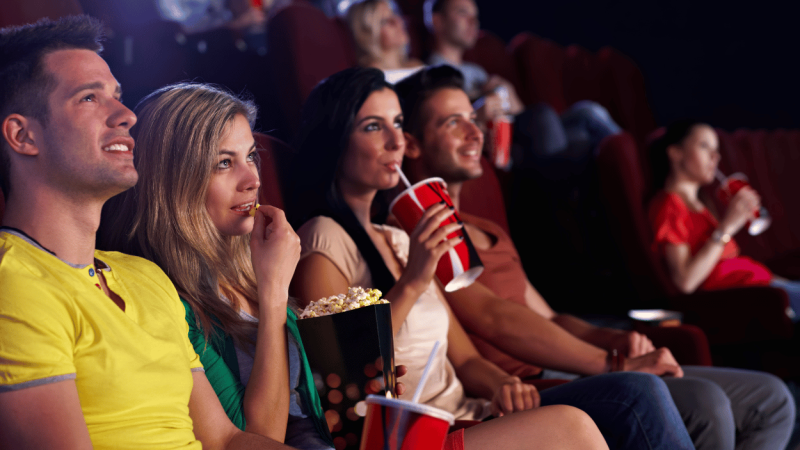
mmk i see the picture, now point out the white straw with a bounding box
[394,163,413,190]
[411,340,440,403]
[715,168,727,184]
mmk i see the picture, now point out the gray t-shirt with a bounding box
[236,309,333,450]
[428,52,489,100]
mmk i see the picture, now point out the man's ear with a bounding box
[431,13,443,36]
[404,131,422,159]
[2,114,40,156]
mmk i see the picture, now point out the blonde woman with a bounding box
[345,0,424,83]
[99,83,333,449]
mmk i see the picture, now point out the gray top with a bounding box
[236,309,333,450]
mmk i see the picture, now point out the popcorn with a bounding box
[299,286,388,319]
[248,203,261,217]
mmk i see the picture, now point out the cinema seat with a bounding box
[595,132,794,356]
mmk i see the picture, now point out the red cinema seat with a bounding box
[463,30,523,96]
[266,3,356,140]
[596,132,794,352]
[254,132,295,211]
[562,44,602,107]
[0,0,82,28]
[509,32,567,114]
[460,156,510,235]
[595,47,656,146]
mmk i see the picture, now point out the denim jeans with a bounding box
[539,372,695,450]
[770,278,800,322]
[513,100,621,168]
[663,366,795,450]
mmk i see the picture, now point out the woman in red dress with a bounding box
[647,120,800,320]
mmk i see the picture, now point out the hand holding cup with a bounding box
[399,202,464,294]
[720,186,760,235]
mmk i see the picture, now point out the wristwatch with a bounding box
[711,229,732,245]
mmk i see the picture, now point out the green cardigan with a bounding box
[181,299,332,445]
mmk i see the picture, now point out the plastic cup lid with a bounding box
[388,177,447,213]
[365,395,455,424]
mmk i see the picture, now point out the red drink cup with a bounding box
[389,178,484,292]
[486,116,513,169]
[716,172,771,235]
[359,395,454,450]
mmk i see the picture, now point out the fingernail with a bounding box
[457,220,463,225]
[449,206,455,210]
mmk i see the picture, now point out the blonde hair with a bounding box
[346,0,390,67]
[100,83,259,348]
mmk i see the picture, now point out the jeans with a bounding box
[539,372,695,450]
[770,278,800,322]
[663,366,796,450]
[513,100,621,167]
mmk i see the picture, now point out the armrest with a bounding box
[640,324,712,366]
[669,286,793,346]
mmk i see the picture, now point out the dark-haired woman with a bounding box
[287,65,662,450]
[648,120,800,318]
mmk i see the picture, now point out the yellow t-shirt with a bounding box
[0,230,203,449]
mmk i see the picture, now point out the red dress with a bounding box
[648,191,772,290]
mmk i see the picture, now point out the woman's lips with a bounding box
[231,201,256,216]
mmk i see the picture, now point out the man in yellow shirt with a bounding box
[0,16,294,449]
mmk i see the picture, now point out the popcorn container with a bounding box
[389,177,484,292]
[359,395,454,450]
[486,116,513,170]
[296,303,395,449]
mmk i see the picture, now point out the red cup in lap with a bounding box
[389,178,484,292]
[360,395,454,450]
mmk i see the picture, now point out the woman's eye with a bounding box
[393,120,403,129]
[217,159,231,169]
[247,151,257,162]
[364,122,380,132]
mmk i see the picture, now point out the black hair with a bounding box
[648,119,706,193]
[0,15,104,199]
[394,64,465,138]
[288,66,397,294]
[423,0,455,31]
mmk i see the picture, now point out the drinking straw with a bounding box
[411,341,440,403]
[394,163,413,190]
[715,168,727,184]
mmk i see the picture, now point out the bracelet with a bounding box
[711,229,732,245]
[606,349,626,373]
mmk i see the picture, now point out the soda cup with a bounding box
[716,172,771,236]
[389,178,484,292]
[486,116,513,170]
[359,395,454,450]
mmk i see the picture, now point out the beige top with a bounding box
[297,216,491,420]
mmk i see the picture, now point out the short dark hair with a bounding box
[423,0,454,31]
[0,15,104,199]
[394,64,465,139]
